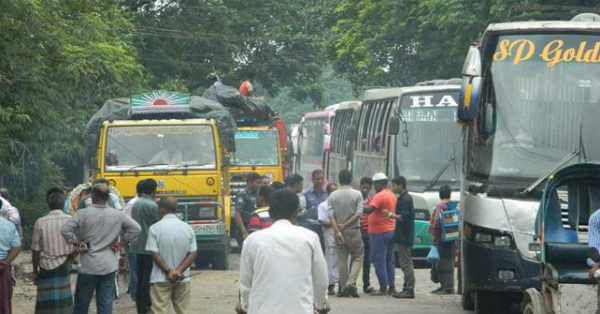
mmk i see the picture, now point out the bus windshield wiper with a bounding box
[423,156,456,192]
[521,148,581,196]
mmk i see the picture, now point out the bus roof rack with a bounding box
[415,78,461,86]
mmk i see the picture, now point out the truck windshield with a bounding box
[105,125,217,171]
[395,90,462,191]
[470,33,600,182]
[232,130,279,166]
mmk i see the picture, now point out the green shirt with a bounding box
[130,195,159,255]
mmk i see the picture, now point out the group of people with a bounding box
[235,169,459,314]
[0,179,198,314]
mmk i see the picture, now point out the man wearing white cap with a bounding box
[363,173,397,296]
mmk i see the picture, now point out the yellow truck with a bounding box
[229,125,286,192]
[85,91,236,269]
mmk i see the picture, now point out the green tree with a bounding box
[329,0,600,89]
[124,0,331,105]
[0,0,142,243]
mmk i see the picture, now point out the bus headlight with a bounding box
[474,232,492,243]
[498,270,515,280]
[494,236,511,247]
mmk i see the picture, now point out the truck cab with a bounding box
[89,91,234,270]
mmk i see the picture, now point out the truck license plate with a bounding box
[192,224,225,235]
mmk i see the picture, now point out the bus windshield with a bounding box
[105,125,217,171]
[395,90,462,191]
[232,130,279,166]
[470,33,600,182]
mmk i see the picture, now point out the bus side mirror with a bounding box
[458,45,483,123]
[388,117,400,135]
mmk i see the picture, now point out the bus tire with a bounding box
[461,291,474,311]
[474,290,496,314]
[523,302,535,314]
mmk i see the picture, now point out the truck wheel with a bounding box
[195,254,211,269]
[212,249,229,270]
[461,291,474,311]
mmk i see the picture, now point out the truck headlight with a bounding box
[494,236,511,247]
[474,232,492,243]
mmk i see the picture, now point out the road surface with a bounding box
[12,251,480,314]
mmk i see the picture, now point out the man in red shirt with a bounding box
[239,73,255,97]
[364,173,397,296]
[248,186,275,233]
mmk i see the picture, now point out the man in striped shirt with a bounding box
[32,191,75,314]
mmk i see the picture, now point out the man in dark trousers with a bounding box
[131,179,159,314]
[387,176,415,299]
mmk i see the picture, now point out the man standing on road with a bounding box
[364,173,397,296]
[328,170,364,298]
[248,186,276,233]
[359,177,375,294]
[0,189,22,237]
[238,189,329,314]
[429,185,456,295]
[318,183,339,295]
[123,179,145,302]
[588,205,600,314]
[131,179,160,314]
[61,183,141,314]
[285,174,306,211]
[302,169,328,250]
[388,176,416,299]
[0,210,21,314]
[234,172,262,248]
[32,191,75,314]
[146,197,197,314]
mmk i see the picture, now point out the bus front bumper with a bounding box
[462,239,541,292]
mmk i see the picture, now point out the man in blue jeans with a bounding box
[363,173,397,296]
[61,183,141,314]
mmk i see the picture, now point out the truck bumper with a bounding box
[196,234,229,252]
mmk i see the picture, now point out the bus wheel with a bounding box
[461,291,474,311]
[522,302,535,314]
[474,290,496,314]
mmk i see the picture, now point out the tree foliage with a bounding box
[0,0,142,230]
[329,0,600,89]
[124,0,330,105]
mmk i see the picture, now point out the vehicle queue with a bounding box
[2,11,600,314]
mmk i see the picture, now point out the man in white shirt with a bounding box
[238,189,329,314]
[146,197,197,314]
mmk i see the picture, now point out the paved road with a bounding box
[13,252,476,314]
[111,253,471,314]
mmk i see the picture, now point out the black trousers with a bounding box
[136,254,153,314]
[362,234,372,289]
